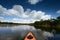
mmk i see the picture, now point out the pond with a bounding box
[0,25,60,40]
[48,34,60,40]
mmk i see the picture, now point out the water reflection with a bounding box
[0,25,42,40]
[0,25,57,40]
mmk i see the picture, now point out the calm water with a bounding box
[0,25,60,40]
[48,34,60,40]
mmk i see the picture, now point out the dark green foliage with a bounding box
[34,16,60,33]
[0,22,20,25]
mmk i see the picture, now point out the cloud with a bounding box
[0,17,4,21]
[0,17,3,19]
[28,0,43,4]
[57,10,60,14]
[0,5,7,16]
[0,5,51,23]
[29,10,51,20]
[10,18,34,23]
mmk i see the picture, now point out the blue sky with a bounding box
[0,0,60,23]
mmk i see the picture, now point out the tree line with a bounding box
[34,16,60,33]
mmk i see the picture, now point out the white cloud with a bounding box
[0,17,4,21]
[0,5,7,16]
[11,18,33,23]
[57,10,60,14]
[7,5,28,18]
[0,5,51,23]
[0,17,3,19]
[28,0,43,4]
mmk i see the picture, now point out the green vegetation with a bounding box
[0,16,60,33]
[0,22,20,25]
[0,21,33,25]
[34,16,60,33]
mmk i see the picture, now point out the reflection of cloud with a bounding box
[0,25,36,31]
[57,10,60,14]
[11,25,36,31]
[28,0,43,4]
[43,31,54,37]
[0,5,51,23]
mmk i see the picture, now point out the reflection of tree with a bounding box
[57,16,60,20]
[34,16,60,33]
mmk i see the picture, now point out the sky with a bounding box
[0,0,60,23]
